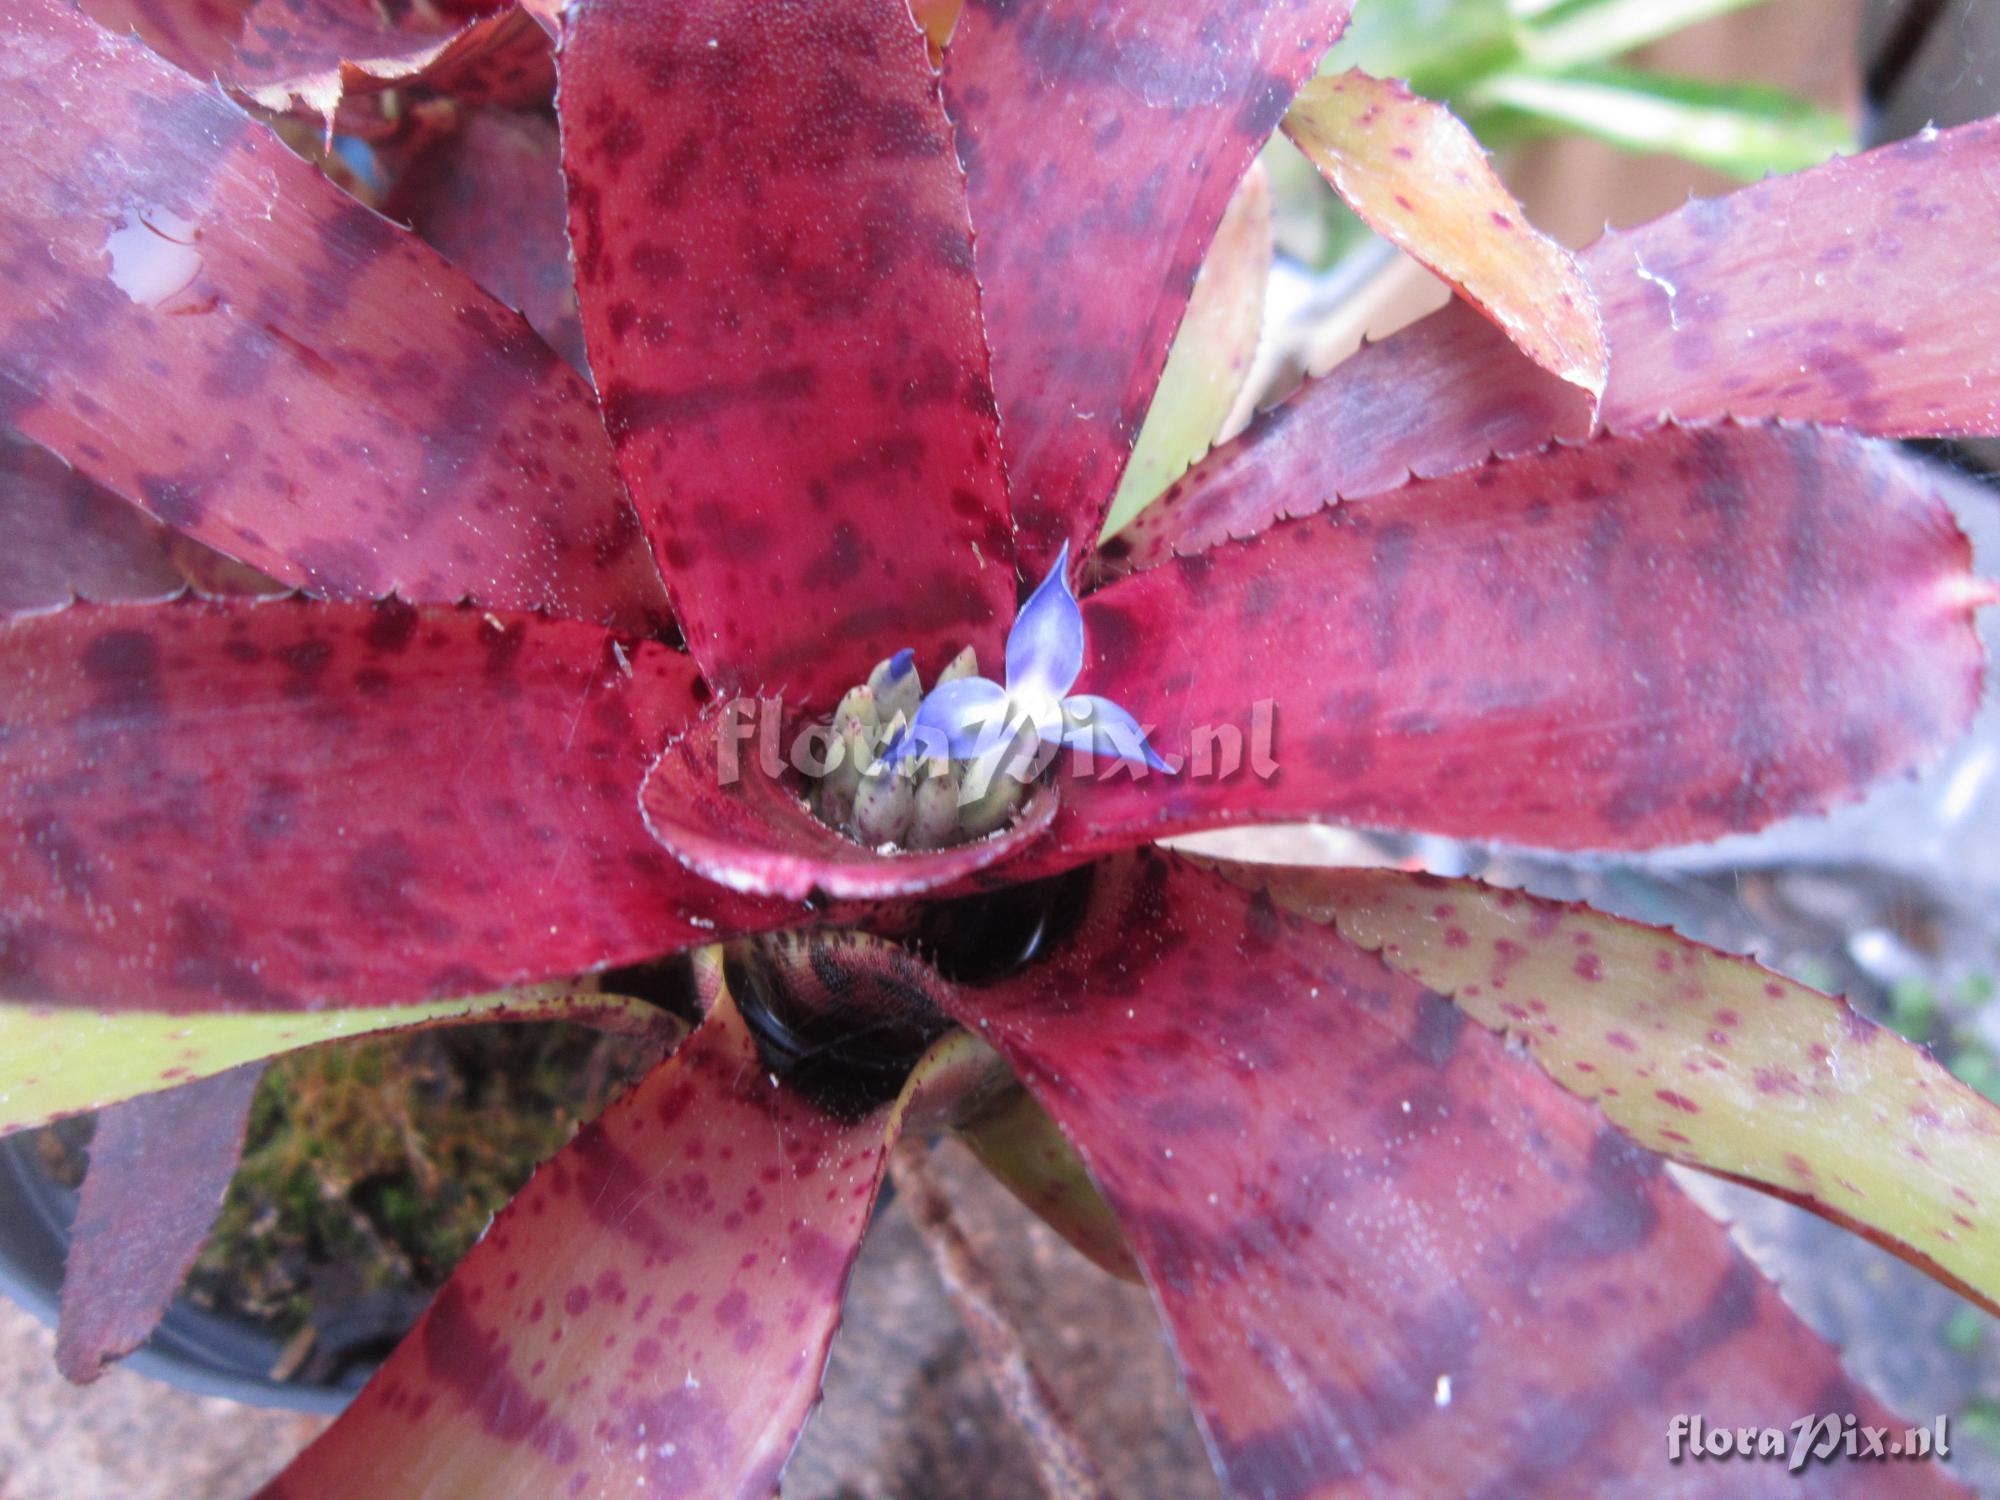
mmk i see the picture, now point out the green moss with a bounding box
[184,1021,657,1337]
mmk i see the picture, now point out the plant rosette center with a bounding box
[807,544,1169,852]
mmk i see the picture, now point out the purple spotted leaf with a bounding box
[384,111,589,375]
[1595,115,2000,437]
[0,597,797,1011]
[54,1065,261,1383]
[640,699,1057,902]
[1103,116,2000,577]
[1,438,179,613]
[83,0,554,133]
[2,0,666,633]
[1052,424,1986,862]
[78,0,248,78]
[942,0,1354,580]
[0,428,278,615]
[560,0,1015,706]
[260,941,951,1500]
[1095,298,1586,577]
[1282,70,1607,400]
[274,8,557,144]
[1254,866,2000,1315]
[940,851,1967,1500]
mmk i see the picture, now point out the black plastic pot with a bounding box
[0,1128,362,1414]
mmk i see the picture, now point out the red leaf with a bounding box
[384,110,589,375]
[1103,117,2000,578]
[54,1065,261,1383]
[260,947,927,1499]
[3,430,190,613]
[291,9,558,143]
[1095,300,1582,577]
[2,0,666,634]
[0,597,795,1011]
[639,699,1057,901]
[1063,425,1984,857]
[942,851,1965,1500]
[1597,116,2000,438]
[79,0,247,78]
[943,0,1354,578]
[559,0,1015,705]
[0,429,282,615]
[1282,71,1606,400]
[1258,866,2000,1315]
[84,0,553,132]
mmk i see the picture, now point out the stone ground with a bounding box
[0,1142,1223,1499]
[0,1300,322,1498]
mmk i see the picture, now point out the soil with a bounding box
[23,1021,660,1388]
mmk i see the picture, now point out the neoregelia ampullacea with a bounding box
[2,0,2000,1496]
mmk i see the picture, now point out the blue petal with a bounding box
[1056,694,1174,772]
[898,676,1012,762]
[1005,541,1084,701]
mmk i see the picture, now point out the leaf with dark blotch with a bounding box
[1102,116,2000,577]
[296,7,558,144]
[55,1065,261,1383]
[559,0,1015,707]
[0,428,282,616]
[1249,866,2000,1315]
[260,948,945,1500]
[1594,114,2000,437]
[640,700,1057,902]
[1283,70,1607,400]
[2,430,186,614]
[942,0,1354,579]
[0,986,682,1137]
[84,0,554,133]
[1095,299,1584,578]
[1060,425,1986,860]
[941,851,1967,1500]
[2,1,665,634]
[0,597,797,1012]
[79,0,248,78]
[385,112,589,376]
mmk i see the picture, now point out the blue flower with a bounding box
[899,543,1171,774]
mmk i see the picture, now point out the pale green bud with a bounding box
[853,765,916,846]
[908,764,962,850]
[936,645,979,685]
[867,650,923,725]
[956,743,1025,838]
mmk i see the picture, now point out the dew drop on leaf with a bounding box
[104,206,202,310]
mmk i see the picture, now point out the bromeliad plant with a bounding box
[6,0,2000,1495]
